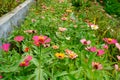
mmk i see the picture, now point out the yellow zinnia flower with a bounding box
[55,53,65,59]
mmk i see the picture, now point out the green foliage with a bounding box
[97,0,120,17]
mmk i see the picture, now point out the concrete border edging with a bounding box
[0,0,34,46]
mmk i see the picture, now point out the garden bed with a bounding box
[0,0,120,80]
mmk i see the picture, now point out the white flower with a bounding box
[91,24,99,30]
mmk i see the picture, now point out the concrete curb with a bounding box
[0,0,34,46]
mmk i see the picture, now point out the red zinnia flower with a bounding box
[24,47,29,52]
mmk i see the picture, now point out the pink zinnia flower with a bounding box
[114,64,119,70]
[103,38,117,44]
[97,49,105,56]
[58,27,67,32]
[14,36,24,42]
[92,62,103,70]
[85,46,97,52]
[115,43,120,51]
[80,39,91,45]
[117,55,120,61]
[103,44,108,49]
[32,35,51,46]
[0,75,2,79]
[0,43,10,52]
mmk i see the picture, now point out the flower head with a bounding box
[0,75,2,79]
[0,43,10,52]
[114,64,119,70]
[61,17,67,21]
[115,43,120,51]
[117,55,120,61]
[80,39,91,45]
[32,35,51,46]
[58,27,67,32]
[55,53,65,59]
[24,55,32,62]
[14,36,24,42]
[103,44,108,49]
[19,61,29,67]
[90,24,99,30]
[97,49,105,56]
[19,55,32,67]
[66,9,72,13]
[69,53,78,59]
[24,30,37,34]
[103,38,117,44]
[65,49,78,59]
[52,45,59,49]
[92,62,103,70]
[85,46,97,52]
[24,47,29,52]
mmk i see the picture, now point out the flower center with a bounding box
[108,38,112,42]
[38,36,45,42]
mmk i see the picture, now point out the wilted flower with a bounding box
[55,53,65,59]
[92,62,103,70]
[117,55,120,61]
[69,53,78,59]
[61,17,67,21]
[52,45,59,49]
[90,24,99,30]
[24,30,37,34]
[24,47,29,52]
[80,39,91,45]
[74,25,77,28]
[66,9,72,13]
[97,49,105,56]
[103,38,117,44]
[0,43,10,52]
[14,36,24,42]
[58,27,67,32]
[65,49,78,59]
[115,43,120,51]
[31,19,36,22]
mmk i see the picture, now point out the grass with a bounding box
[0,0,120,80]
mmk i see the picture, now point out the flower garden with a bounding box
[0,0,120,80]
